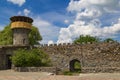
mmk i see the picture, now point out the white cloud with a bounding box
[64,20,69,24]
[33,17,60,44]
[57,18,120,43]
[57,28,72,43]
[7,0,25,6]
[23,9,31,16]
[57,0,120,43]
[48,40,54,45]
[17,9,31,16]
[33,17,50,27]
[67,0,120,13]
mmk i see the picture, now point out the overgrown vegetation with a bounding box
[103,38,116,43]
[0,25,42,45]
[11,48,51,67]
[74,35,100,44]
[74,35,117,44]
[63,71,73,76]
[74,61,81,71]
[0,25,13,45]
[63,61,81,76]
[29,26,42,45]
[63,71,80,76]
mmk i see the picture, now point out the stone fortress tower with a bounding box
[10,16,33,45]
[0,16,120,73]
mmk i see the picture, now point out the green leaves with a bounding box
[74,35,118,44]
[0,25,13,45]
[29,26,42,45]
[74,35,100,44]
[11,48,51,67]
[103,38,116,43]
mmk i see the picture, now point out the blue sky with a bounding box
[0,0,70,26]
[0,0,120,44]
[0,0,72,43]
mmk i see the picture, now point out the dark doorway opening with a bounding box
[6,55,12,69]
[69,59,81,72]
[23,39,25,44]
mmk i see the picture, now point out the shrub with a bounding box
[63,70,81,76]
[63,71,73,76]
[11,48,51,67]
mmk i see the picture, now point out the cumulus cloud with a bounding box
[57,0,120,43]
[33,17,60,44]
[23,9,31,16]
[64,20,69,24]
[17,9,31,16]
[7,0,25,6]
[67,0,120,13]
[48,40,54,45]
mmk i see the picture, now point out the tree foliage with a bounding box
[11,48,51,67]
[0,25,13,45]
[74,35,100,44]
[103,38,116,43]
[0,25,42,45]
[74,61,81,69]
[29,26,42,45]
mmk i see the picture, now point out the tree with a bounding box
[0,25,42,45]
[11,48,51,67]
[74,35,100,44]
[29,26,42,45]
[103,38,116,43]
[0,25,13,45]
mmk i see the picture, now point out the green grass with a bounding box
[63,70,81,76]
[63,71,73,76]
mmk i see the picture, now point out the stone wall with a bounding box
[0,42,120,73]
[0,45,30,70]
[0,53,6,70]
[82,67,120,73]
[13,67,58,74]
[13,28,30,45]
[39,42,120,73]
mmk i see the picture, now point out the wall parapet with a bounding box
[38,42,120,48]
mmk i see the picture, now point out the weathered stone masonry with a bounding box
[0,16,120,73]
[40,42,120,73]
[1,42,120,73]
[0,45,30,70]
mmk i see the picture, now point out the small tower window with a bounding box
[23,39,25,44]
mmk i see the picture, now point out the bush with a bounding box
[74,35,100,44]
[63,71,73,76]
[63,70,81,76]
[11,48,51,67]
